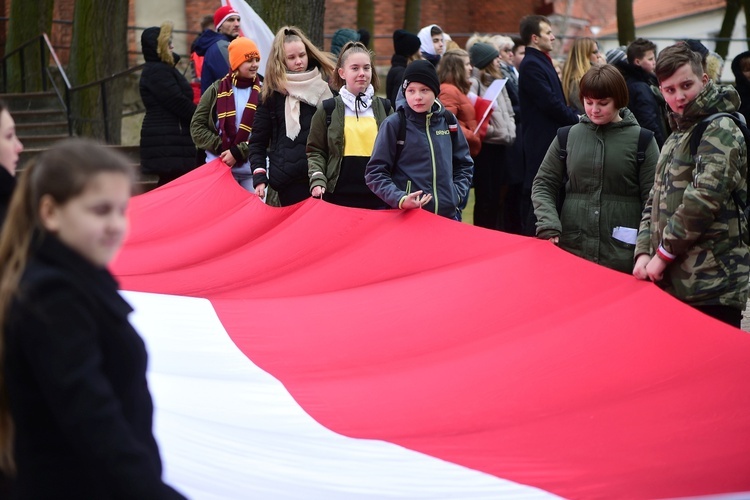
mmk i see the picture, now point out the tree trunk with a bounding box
[4,0,54,92]
[259,0,326,47]
[616,0,636,47]
[715,0,741,58]
[68,0,128,143]
[404,0,421,34]
[357,0,374,48]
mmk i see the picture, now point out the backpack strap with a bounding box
[394,108,407,164]
[636,128,654,167]
[556,125,573,163]
[322,97,336,128]
[380,97,392,116]
[689,112,740,158]
[444,109,458,132]
[688,111,749,245]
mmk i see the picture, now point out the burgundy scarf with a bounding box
[216,74,261,152]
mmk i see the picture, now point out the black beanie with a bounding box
[683,39,709,61]
[469,42,499,70]
[357,28,371,48]
[393,29,421,58]
[401,59,441,96]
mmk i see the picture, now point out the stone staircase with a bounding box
[3,90,157,193]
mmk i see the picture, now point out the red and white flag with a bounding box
[112,160,750,499]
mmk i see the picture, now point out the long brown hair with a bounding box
[261,26,335,100]
[437,49,472,94]
[0,138,134,473]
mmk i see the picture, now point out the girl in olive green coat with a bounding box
[307,41,392,208]
[532,65,659,273]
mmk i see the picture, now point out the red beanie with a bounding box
[214,6,239,30]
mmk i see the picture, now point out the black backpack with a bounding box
[688,112,750,234]
[555,124,653,213]
[322,97,457,164]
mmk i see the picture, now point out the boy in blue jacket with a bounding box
[365,60,474,220]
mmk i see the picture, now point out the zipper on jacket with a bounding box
[425,113,438,214]
[405,180,412,195]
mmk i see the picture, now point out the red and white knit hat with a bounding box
[214,6,239,31]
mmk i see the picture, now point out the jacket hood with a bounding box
[141,23,177,66]
[417,25,440,56]
[669,81,740,132]
[579,106,639,129]
[618,61,658,85]
[191,29,226,56]
[731,50,750,89]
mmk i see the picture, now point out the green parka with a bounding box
[307,95,391,193]
[635,82,749,309]
[190,79,251,162]
[532,108,659,273]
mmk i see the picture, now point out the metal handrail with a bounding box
[1,33,147,144]
[43,33,71,89]
[70,63,143,92]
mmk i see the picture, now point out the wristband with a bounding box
[656,245,676,263]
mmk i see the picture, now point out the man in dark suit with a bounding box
[518,15,579,235]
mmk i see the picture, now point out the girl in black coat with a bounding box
[248,26,335,206]
[0,101,23,229]
[139,22,197,187]
[0,139,185,499]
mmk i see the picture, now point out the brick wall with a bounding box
[5,0,547,69]
[325,0,539,66]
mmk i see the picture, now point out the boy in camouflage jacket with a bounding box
[633,42,750,327]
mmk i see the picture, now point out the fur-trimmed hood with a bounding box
[141,22,178,66]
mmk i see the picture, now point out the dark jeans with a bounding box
[472,143,506,230]
[692,304,743,328]
[277,182,311,206]
[519,188,537,236]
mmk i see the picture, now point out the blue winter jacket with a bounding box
[365,99,473,219]
[199,32,233,95]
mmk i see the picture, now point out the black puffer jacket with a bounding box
[731,50,750,122]
[386,55,408,107]
[617,61,670,148]
[139,26,197,177]
[249,90,317,194]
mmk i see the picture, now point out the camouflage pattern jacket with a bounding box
[635,82,750,309]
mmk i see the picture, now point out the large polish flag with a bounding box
[111,160,750,499]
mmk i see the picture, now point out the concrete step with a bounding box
[16,120,69,137]
[2,91,63,112]
[18,134,70,150]
[11,108,67,124]
[17,145,155,194]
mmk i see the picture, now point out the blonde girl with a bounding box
[561,37,603,112]
[307,41,392,208]
[0,139,185,497]
[248,26,335,206]
[0,101,23,228]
